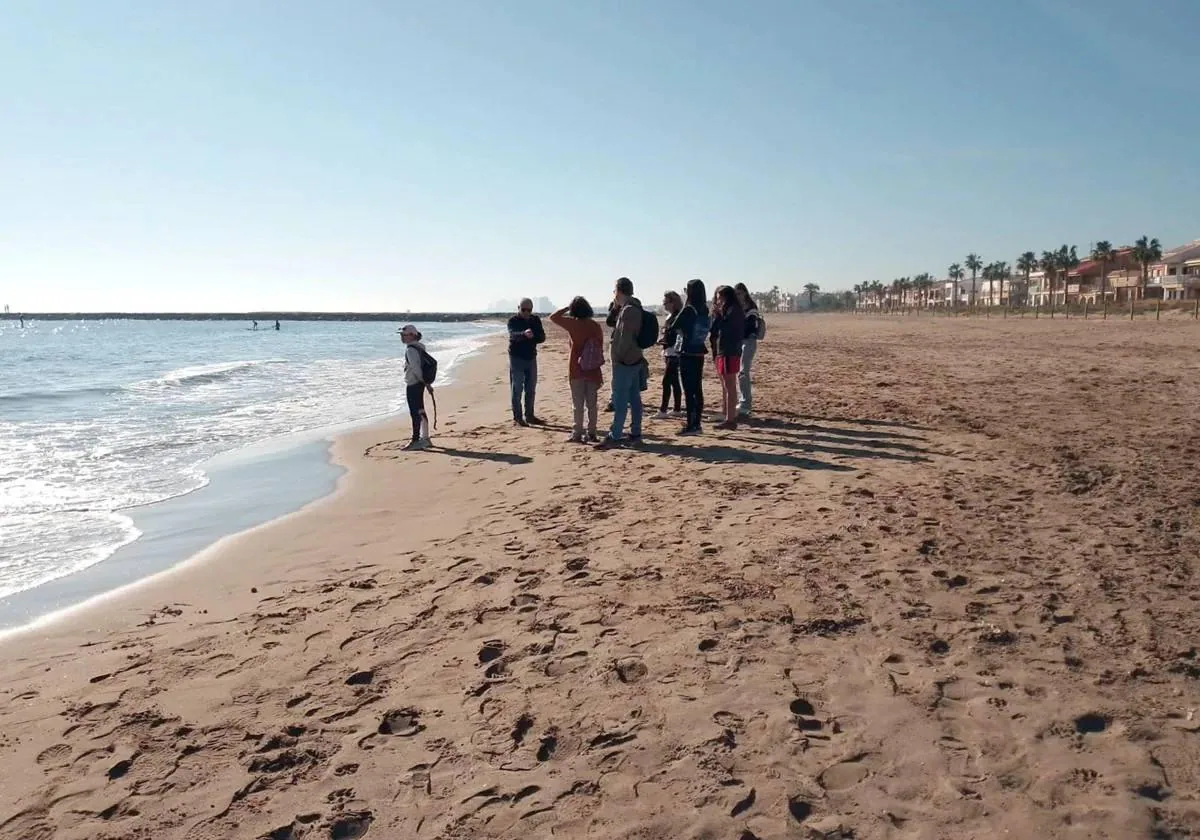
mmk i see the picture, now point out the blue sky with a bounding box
[2,0,1197,312]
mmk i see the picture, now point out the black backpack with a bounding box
[419,348,438,386]
[636,307,659,349]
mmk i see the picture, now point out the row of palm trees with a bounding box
[854,236,1166,309]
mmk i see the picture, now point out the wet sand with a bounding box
[2,314,1198,839]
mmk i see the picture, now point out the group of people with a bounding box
[505,277,764,449]
[396,278,764,451]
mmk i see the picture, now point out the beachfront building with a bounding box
[1148,240,1200,301]
[1069,247,1138,304]
[1026,270,1052,307]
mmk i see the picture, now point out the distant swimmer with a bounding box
[274,320,281,331]
[19,315,25,328]
[252,320,259,331]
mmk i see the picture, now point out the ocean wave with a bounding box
[0,384,122,404]
[133,358,289,389]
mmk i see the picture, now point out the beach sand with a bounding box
[2,314,1198,839]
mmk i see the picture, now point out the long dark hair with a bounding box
[734,282,755,310]
[685,278,708,317]
[568,295,594,319]
[715,285,742,317]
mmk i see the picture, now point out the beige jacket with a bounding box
[610,298,645,367]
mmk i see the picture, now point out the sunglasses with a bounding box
[520,308,532,313]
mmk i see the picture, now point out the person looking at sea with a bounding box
[549,297,604,443]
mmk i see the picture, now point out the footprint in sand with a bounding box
[545,651,588,677]
[614,657,648,684]
[536,732,557,761]
[478,642,505,664]
[1073,713,1108,735]
[35,744,72,768]
[326,811,373,839]
[818,754,872,791]
[378,709,422,737]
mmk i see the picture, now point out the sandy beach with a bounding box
[2,313,1199,840]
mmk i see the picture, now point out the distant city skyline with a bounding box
[3,0,1198,312]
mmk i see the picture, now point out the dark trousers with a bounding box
[406,383,426,442]
[509,356,537,421]
[660,356,681,412]
[680,355,705,429]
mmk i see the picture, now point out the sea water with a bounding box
[0,319,496,601]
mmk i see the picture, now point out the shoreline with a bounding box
[0,335,503,640]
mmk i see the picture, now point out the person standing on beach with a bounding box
[507,299,546,427]
[603,299,620,413]
[709,285,746,430]
[734,283,762,417]
[674,279,710,435]
[400,324,432,450]
[656,291,683,419]
[549,297,604,443]
[597,277,646,448]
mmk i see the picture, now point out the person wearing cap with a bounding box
[400,324,432,450]
[507,298,546,426]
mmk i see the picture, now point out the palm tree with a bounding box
[1017,251,1037,307]
[1091,240,1116,303]
[911,273,930,307]
[1055,245,1080,305]
[965,254,983,307]
[993,261,1010,306]
[948,263,964,310]
[1039,251,1058,310]
[803,283,820,307]
[1131,235,1163,299]
[983,263,997,307]
[871,280,885,309]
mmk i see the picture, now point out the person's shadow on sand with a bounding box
[430,447,533,465]
[637,440,855,471]
[365,440,532,465]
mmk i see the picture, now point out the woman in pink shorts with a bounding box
[708,286,747,430]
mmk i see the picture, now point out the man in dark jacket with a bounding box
[507,298,546,426]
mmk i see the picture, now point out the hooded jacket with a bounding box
[404,341,427,386]
[610,297,645,367]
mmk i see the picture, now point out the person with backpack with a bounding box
[597,277,655,448]
[655,290,683,419]
[507,298,547,427]
[400,324,435,450]
[709,285,746,431]
[734,283,763,417]
[673,278,710,435]
[549,296,604,443]
[602,299,620,413]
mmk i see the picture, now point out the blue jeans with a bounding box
[509,356,537,421]
[609,362,643,440]
[738,337,757,414]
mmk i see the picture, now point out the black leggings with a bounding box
[406,383,426,442]
[679,355,705,429]
[660,356,682,412]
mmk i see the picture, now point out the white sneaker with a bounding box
[653,411,670,420]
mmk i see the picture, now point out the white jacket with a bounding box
[404,341,426,386]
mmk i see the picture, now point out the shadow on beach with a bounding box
[430,446,533,465]
[636,440,855,471]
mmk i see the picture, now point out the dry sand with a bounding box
[2,314,1199,840]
